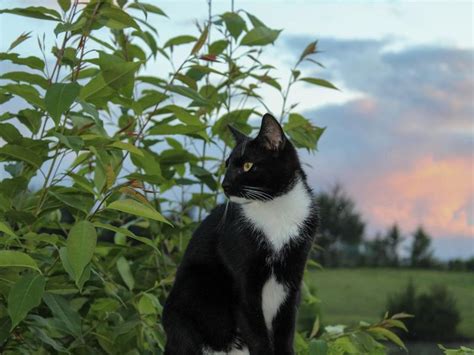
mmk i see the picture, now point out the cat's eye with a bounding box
[243,162,253,172]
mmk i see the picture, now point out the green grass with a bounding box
[304,268,474,339]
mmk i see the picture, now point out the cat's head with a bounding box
[222,113,302,203]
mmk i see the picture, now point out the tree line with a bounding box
[313,185,474,270]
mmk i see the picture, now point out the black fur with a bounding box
[163,114,319,355]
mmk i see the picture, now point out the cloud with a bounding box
[355,155,474,238]
[287,36,474,244]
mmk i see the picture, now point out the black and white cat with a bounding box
[163,113,319,355]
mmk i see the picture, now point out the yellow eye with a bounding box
[243,162,253,172]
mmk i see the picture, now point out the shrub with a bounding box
[386,280,461,341]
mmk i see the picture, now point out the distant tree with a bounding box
[363,224,402,267]
[364,233,389,267]
[314,185,366,266]
[448,257,474,271]
[385,224,402,266]
[409,226,434,267]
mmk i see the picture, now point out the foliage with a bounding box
[363,224,402,267]
[0,0,407,353]
[296,312,413,355]
[447,257,474,272]
[386,281,461,341]
[313,185,366,267]
[409,226,435,268]
[439,344,474,355]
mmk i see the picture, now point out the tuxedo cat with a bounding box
[163,113,319,355]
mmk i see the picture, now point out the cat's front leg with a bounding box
[236,306,273,355]
[235,280,274,355]
[271,290,299,355]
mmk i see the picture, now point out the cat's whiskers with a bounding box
[242,188,272,201]
[242,187,273,201]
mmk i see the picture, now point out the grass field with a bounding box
[303,268,474,339]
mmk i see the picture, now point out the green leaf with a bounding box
[98,53,141,92]
[158,105,203,126]
[209,40,228,55]
[284,113,325,151]
[79,74,114,102]
[8,274,45,330]
[369,327,406,350]
[385,319,408,332]
[109,141,144,157]
[93,222,159,251]
[3,83,44,109]
[164,35,197,48]
[58,0,71,12]
[0,317,11,345]
[0,6,61,21]
[116,256,134,290]
[100,6,140,30]
[300,77,339,90]
[166,85,209,106]
[69,173,96,196]
[251,74,281,91]
[0,53,44,71]
[0,221,17,238]
[107,199,172,225]
[15,109,43,134]
[43,293,82,337]
[48,189,94,214]
[309,339,328,355]
[240,27,281,46]
[190,165,217,190]
[0,71,48,89]
[52,132,84,152]
[0,144,43,168]
[149,124,206,137]
[45,82,81,125]
[128,2,167,17]
[66,221,97,285]
[212,109,253,146]
[7,31,31,52]
[221,12,246,39]
[391,312,414,320]
[137,293,160,315]
[58,247,90,291]
[0,250,41,273]
[299,40,318,63]
[245,12,266,28]
[191,25,208,55]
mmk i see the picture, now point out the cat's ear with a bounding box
[228,125,248,144]
[256,113,286,151]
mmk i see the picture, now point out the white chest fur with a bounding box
[261,274,287,330]
[240,179,312,253]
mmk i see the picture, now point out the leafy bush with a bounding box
[386,280,461,341]
[0,0,407,353]
[439,344,474,355]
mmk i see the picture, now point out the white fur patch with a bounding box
[262,274,287,330]
[203,346,249,355]
[240,179,312,252]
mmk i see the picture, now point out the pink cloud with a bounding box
[351,155,474,239]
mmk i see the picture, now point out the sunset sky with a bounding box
[1,0,473,259]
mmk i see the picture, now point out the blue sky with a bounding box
[0,0,473,259]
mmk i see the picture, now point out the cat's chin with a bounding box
[229,196,254,204]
